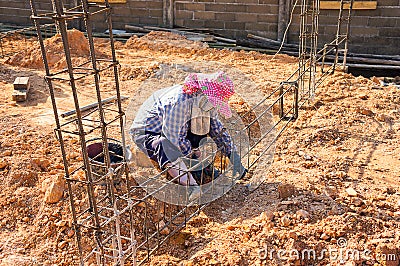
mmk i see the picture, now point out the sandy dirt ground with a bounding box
[0,31,399,266]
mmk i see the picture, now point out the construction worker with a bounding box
[130,71,247,190]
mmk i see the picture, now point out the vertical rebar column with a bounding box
[310,0,319,97]
[298,0,319,100]
[54,0,107,264]
[298,0,307,98]
[0,35,4,58]
[335,0,354,70]
[29,1,86,264]
[30,0,136,265]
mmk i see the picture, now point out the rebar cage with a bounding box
[29,0,137,264]
[27,0,354,265]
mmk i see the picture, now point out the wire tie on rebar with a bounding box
[53,129,61,141]
[281,81,298,86]
[107,167,115,177]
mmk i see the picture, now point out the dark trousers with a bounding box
[134,131,206,169]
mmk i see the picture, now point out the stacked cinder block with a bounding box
[12,77,30,102]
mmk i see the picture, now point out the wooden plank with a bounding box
[125,25,151,33]
[345,63,400,70]
[320,1,377,10]
[247,34,299,49]
[321,54,400,66]
[214,36,236,44]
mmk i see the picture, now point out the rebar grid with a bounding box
[29,0,355,265]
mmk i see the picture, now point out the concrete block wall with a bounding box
[0,0,399,55]
[349,0,400,55]
[0,0,37,26]
[0,0,163,32]
[174,0,279,39]
[93,0,164,31]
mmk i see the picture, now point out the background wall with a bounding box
[0,0,399,55]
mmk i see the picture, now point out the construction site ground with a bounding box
[0,31,399,265]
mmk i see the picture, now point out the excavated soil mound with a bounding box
[6,29,90,69]
[125,31,208,52]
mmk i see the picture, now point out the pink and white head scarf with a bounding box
[183,71,235,118]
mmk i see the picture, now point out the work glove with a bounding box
[231,152,247,179]
[189,149,220,184]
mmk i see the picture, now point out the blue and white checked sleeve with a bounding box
[209,115,233,156]
[162,98,192,156]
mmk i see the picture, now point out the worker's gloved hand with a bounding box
[231,152,247,179]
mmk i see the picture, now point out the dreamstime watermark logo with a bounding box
[258,237,397,263]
